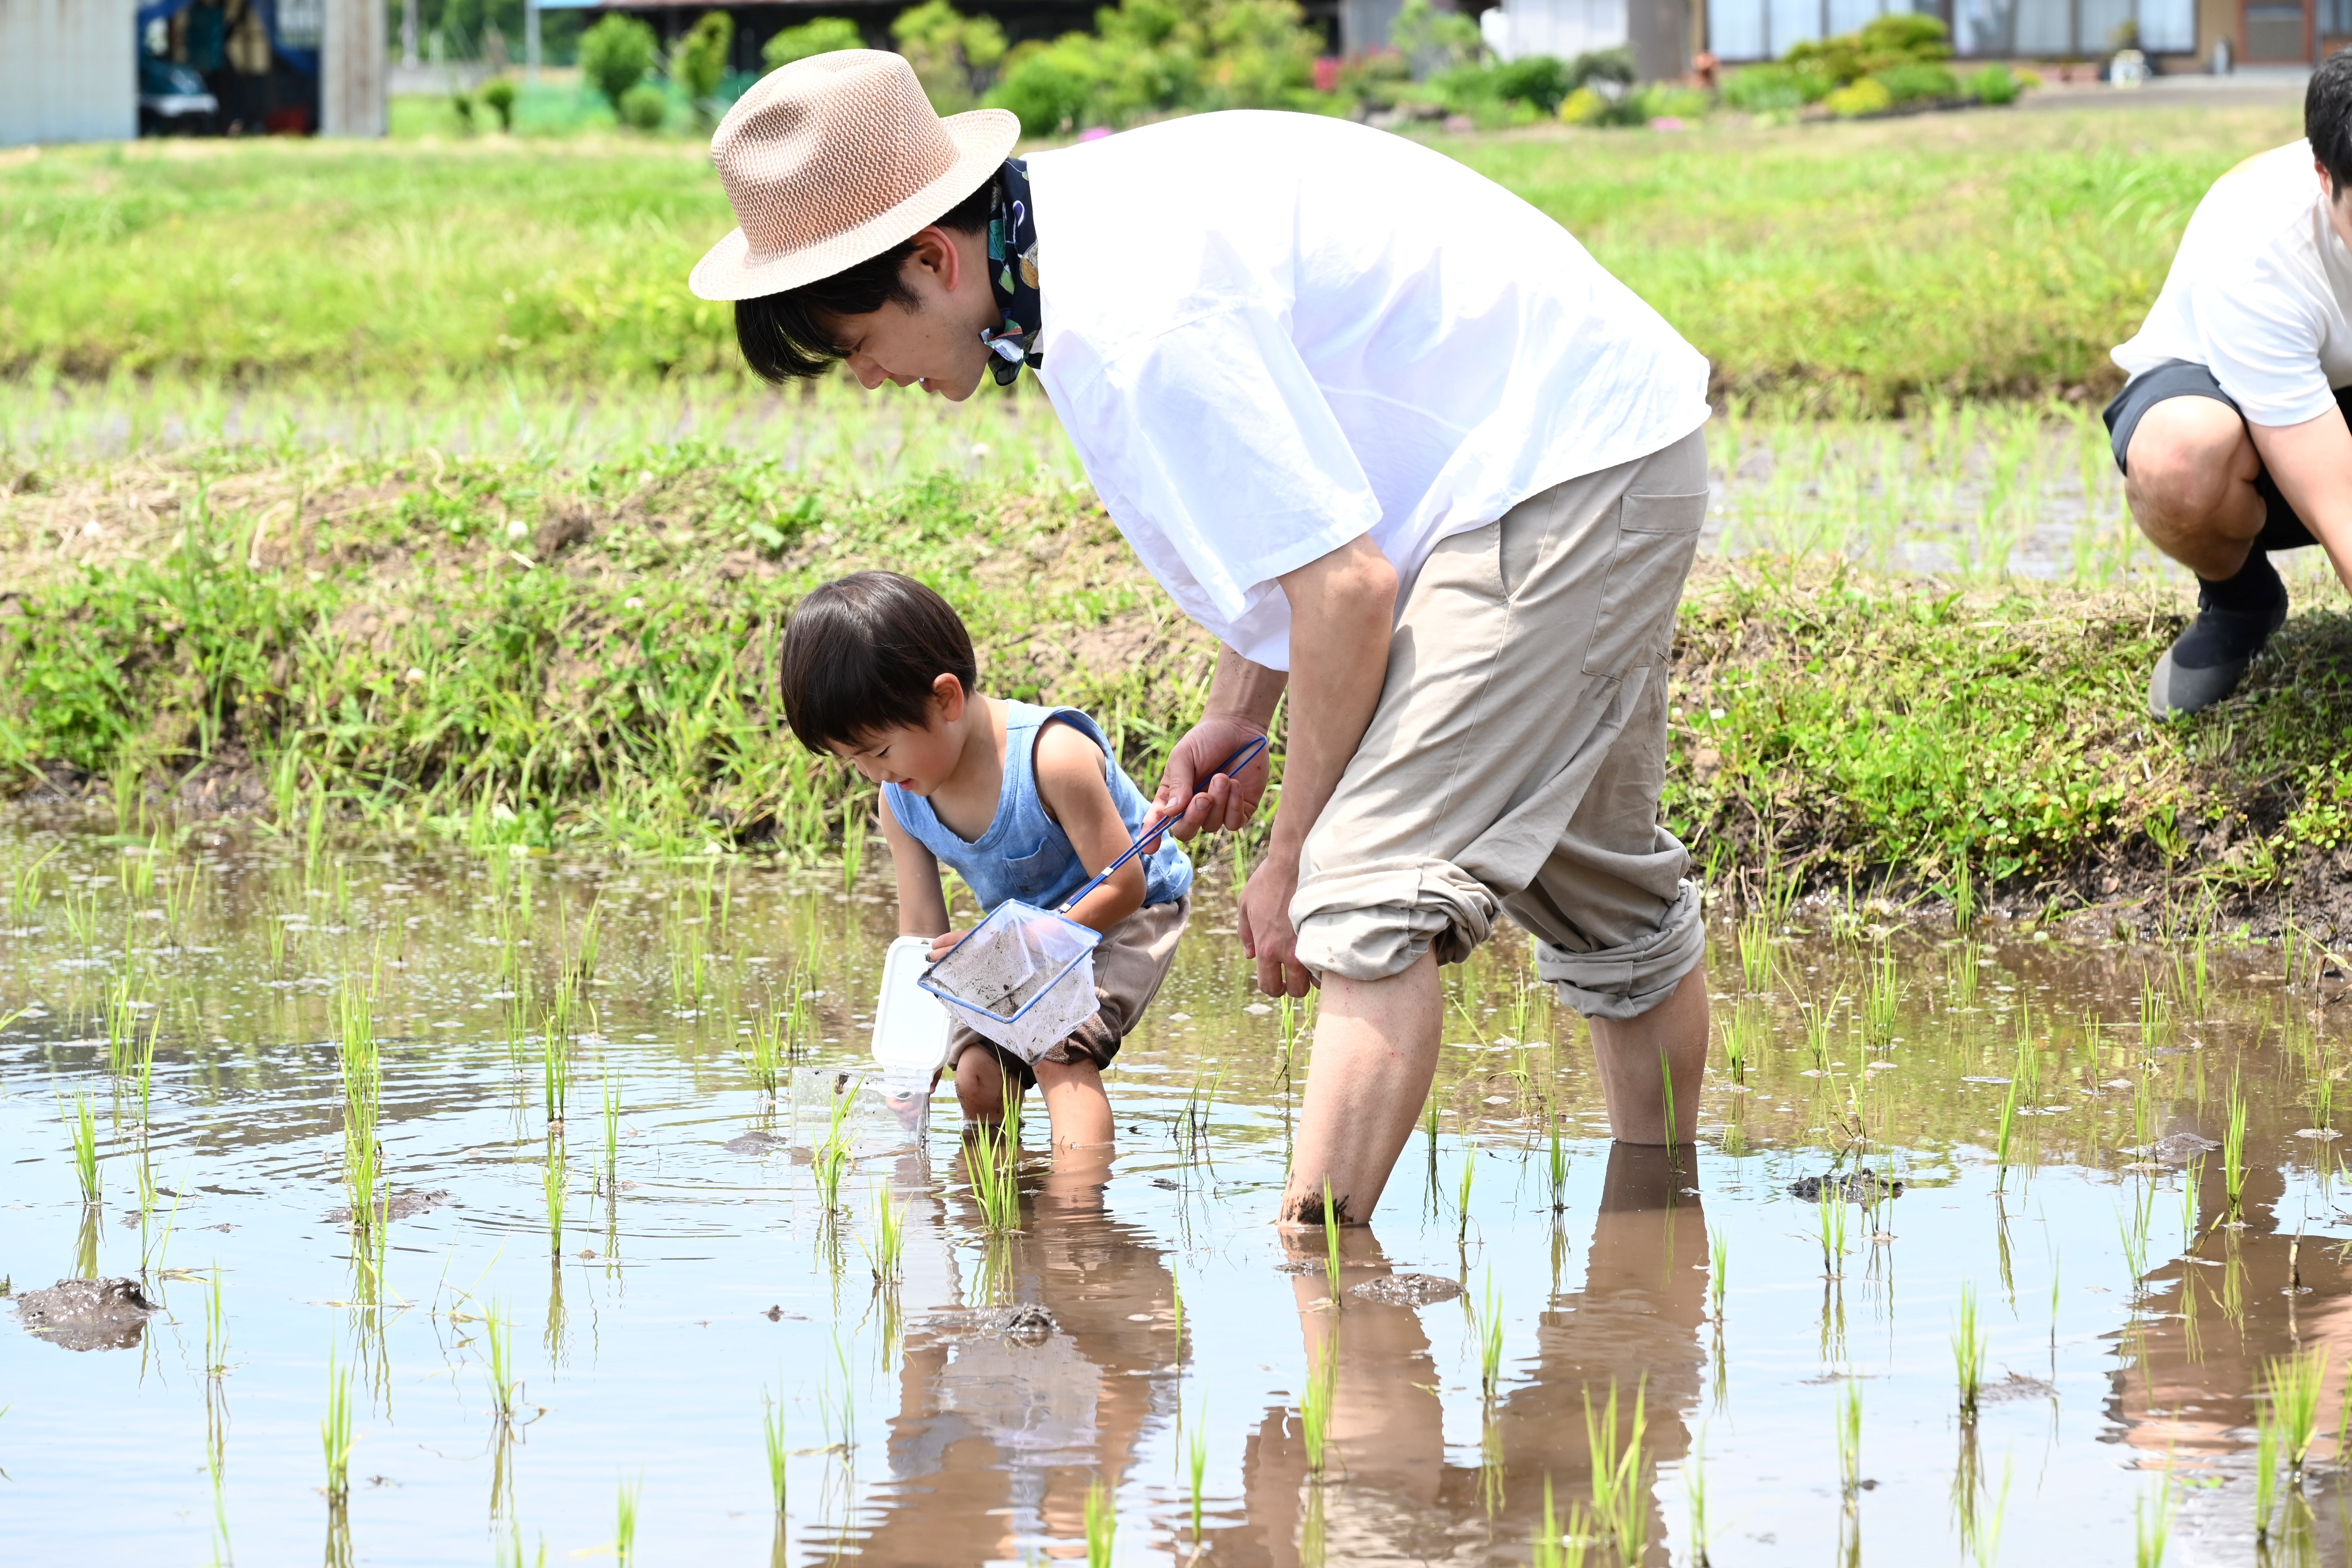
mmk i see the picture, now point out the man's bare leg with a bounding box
[2126,395,2265,578]
[1279,949,1441,1226]
[1588,966,1709,1146]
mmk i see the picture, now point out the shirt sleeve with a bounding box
[1048,303,1383,628]
[2197,247,2338,427]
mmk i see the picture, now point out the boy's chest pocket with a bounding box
[1002,836,1074,901]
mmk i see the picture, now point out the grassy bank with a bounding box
[4,440,2348,936]
[0,97,2296,406]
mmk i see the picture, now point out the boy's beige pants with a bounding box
[1292,428,1710,1021]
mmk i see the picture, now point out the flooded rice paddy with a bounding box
[5,816,2352,1566]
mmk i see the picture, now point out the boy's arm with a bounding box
[1034,720,1149,936]
[880,794,951,939]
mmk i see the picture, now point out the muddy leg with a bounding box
[1588,966,1708,1146]
[1279,949,1441,1227]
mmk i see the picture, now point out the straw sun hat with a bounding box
[688,50,1020,303]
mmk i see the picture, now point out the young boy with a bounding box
[780,570,1194,1148]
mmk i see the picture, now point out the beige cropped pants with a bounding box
[1290,428,1709,1021]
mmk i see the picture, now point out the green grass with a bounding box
[0,99,2297,402]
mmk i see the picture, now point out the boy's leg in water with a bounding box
[953,1045,1020,1126]
[1033,1058,1115,1148]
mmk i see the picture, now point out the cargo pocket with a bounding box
[1579,489,1708,677]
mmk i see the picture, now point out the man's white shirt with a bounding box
[1025,111,1711,670]
[2116,138,2352,428]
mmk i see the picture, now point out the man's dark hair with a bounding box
[780,571,978,752]
[736,176,996,382]
[2310,51,2352,197]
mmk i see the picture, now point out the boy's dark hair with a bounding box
[736,175,997,382]
[2310,51,2352,197]
[780,571,978,752]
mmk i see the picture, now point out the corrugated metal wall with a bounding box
[0,0,138,146]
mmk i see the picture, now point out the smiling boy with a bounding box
[693,51,1716,1225]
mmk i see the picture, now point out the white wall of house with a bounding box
[0,0,137,146]
[1708,0,2198,57]
[1483,0,1633,60]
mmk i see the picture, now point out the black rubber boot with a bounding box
[2148,553,2287,719]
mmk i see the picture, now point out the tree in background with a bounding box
[672,10,735,122]
[986,0,1321,137]
[580,13,659,111]
[892,0,1008,113]
[762,16,865,70]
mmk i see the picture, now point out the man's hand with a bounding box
[1239,848,1314,997]
[1151,715,1275,841]
[928,928,971,962]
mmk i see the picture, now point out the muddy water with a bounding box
[3,817,2348,1566]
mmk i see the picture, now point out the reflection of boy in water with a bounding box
[846,1149,1175,1565]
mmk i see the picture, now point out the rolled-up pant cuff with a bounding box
[1534,880,1706,1021]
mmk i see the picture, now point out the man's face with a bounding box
[829,226,998,402]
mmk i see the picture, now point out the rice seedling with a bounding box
[615,1475,641,1567]
[1321,1179,1343,1298]
[1684,1432,1713,1568]
[1951,856,1977,933]
[541,1016,573,1123]
[1816,1186,1847,1278]
[485,1300,520,1422]
[322,1345,354,1503]
[1658,1047,1678,1158]
[601,1071,621,1196]
[1583,1378,1649,1564]
[1083,1476,1116,1568]
[1298,1340,1338,1474]
[2135,1474,2174,1568]
[1718,1001,1756,1084]
[2223,1074,2249,1216]
[1835,1379,1862,1496]
[1952,938,1981,1008]
[746,1007,787,1098]
[1799,997,1839,1070]
[133,1013,158,1126]
[1709,1229,1728,1320]
[1172,1273,1184,1361]
[2180,1155,2202,1244]
[1547,1111,1568,1211]
[1954,1282,1986,1419]
[762,1388,789,1513]
[2255,1393,2280,1541]
[1735,911,1773,991]
[67,1094,100,1204]
[864,1184,905,1282]
[1863,939,1900,1042]
[1994,1076,2020,1189]
[204,1264,229,1377]
[1473,1273,1506,1398]
[812,1072,862,1214]
[6,843,56,923]
[820,1330,858,1453]
[544,1141,567,1255]
[2268,1349,2329,1476]
[1455,1143,1476,1241]
[1531,1476,1591,1568]
[1186,1412,1208,1541]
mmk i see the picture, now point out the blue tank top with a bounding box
[885,702,1192,914]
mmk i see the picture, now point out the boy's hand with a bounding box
[928,929,971,961]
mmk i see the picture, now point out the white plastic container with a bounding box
[919,901,1102,1062]
[871,935,954,1133]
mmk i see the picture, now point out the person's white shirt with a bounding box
[2114,138,2352,428]
[1025,111,1711,671]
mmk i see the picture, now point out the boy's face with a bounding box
[826,676,967,795]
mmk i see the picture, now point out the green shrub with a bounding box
[893,0,1008,113]
[480,78,518,130]
[1824,76,1893,117]
[981,0,1322,136]
[671,11,734,116]
[762,17,864,69]
[1721,59,1830,111]
[1870,60,1959,102]
[580,14,659,111]
[990,42,1101,136]
[1967,62,2023,104]
[618,81,671,131]
[1786,13,1949,87]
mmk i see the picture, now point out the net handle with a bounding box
[1056,734,1269,915]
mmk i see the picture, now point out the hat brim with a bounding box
[688,107,1022,304]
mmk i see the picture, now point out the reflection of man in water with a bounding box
[843,1148,1175,1564]
[1233,1146,1708,1564]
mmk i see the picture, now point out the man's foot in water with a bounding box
[2148,554,2287,719]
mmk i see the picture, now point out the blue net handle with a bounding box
[1055,734,1269,915]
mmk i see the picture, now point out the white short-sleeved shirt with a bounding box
[1025,112,1712,670]
[2114,139,2352,427]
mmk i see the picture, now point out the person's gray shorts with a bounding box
[1289,428,1711,1022]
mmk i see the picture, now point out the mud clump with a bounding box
[2136,1132,2221,1165]
[14,1277,160,1352]
[1350,1273,1464,1307]
[326,1188,449,1223]
[1788,1169,1905,1203]
[982,1304,1056,1344]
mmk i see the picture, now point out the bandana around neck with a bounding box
[978,158,1043,387]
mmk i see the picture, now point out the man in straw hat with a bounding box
[693,51,1714,1226]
